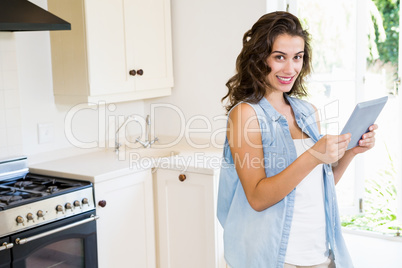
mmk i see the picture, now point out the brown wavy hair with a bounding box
[222,11,312,113]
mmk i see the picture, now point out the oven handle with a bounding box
[15,214,99,245]
[0,242,14,251]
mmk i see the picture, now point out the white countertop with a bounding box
[29,143,223,183]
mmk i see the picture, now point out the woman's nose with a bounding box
[283,60,294,74]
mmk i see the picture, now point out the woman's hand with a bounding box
[308,133,351,164]
[350,124,378,155]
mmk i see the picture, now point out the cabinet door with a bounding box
[86,0,173,95]
[95,169,156,268]
[49,0,133,97]
[85,0,134,95]
[155,169,224,268]
[124,0,174,91]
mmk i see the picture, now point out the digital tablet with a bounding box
[340,96,388,150]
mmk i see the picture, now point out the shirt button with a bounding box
[328,171,333,175]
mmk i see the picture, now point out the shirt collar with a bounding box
[284,94,308,119]
[258,94,308,121]
[258,97,282,121]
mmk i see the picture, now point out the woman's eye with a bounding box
[294,55,303,60]
[275,55,285,60]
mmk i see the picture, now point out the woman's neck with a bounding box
[265,92,289,112]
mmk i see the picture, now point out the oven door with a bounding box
[0,237,12,268]
[11,211,98,268]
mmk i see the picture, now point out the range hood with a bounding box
[0,0,71,31]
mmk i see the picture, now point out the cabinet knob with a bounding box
[178,174,186,182]
[98,200,107,208]
[129,70,137,76]
[136,69,144,76]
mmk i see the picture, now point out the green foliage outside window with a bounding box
[367,0,399,91]
[368,0,399,65]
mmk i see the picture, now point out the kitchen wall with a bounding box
[0,33,23,159]
[145,0,267,148]
[0,0,267,159]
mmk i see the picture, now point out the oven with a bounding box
[0,156,98,268]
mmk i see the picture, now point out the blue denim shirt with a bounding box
[217,95,353,268]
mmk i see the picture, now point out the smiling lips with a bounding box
[277,75,294,84]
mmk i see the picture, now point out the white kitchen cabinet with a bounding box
[94,169,156,268]
[48,0,173,104]
[154,168,225,268]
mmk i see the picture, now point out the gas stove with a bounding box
[0,156,98,267]
[0,156,95,237]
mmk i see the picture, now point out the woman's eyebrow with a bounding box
[271,51,305,55]
[271,51,286,54]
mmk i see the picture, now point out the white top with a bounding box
[285,138,329,266]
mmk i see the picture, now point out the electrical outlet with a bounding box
[38,123,54,144]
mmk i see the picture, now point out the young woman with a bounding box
[217,11,377,268]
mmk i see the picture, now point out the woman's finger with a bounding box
[368,124,378,131]
[362,131,376,139]
[360,138,375,147]
[337,133,352,144]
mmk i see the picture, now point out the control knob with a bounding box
[82,198,89,206]
[26,213,34,222]
[56,205,64,214]
[16,216,24,226]
[37,210,45,219]
[73,200,81,208]
[65,202,73,211]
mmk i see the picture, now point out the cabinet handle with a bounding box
[129,70,137,76]
[178,174,186,182]
[98,200,107,208]
[137,69,144,76]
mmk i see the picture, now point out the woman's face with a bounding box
[266,34,305,95]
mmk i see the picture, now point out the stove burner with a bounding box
[24,184,47,192]
[0,195,23,205]
[14,181,33,188]
[0,186,44,208]
[0,186,12,192]
[47,186,59,194]
[9,176,84,194]
[31,177,55,185]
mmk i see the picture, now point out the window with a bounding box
[268,0,402,235]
